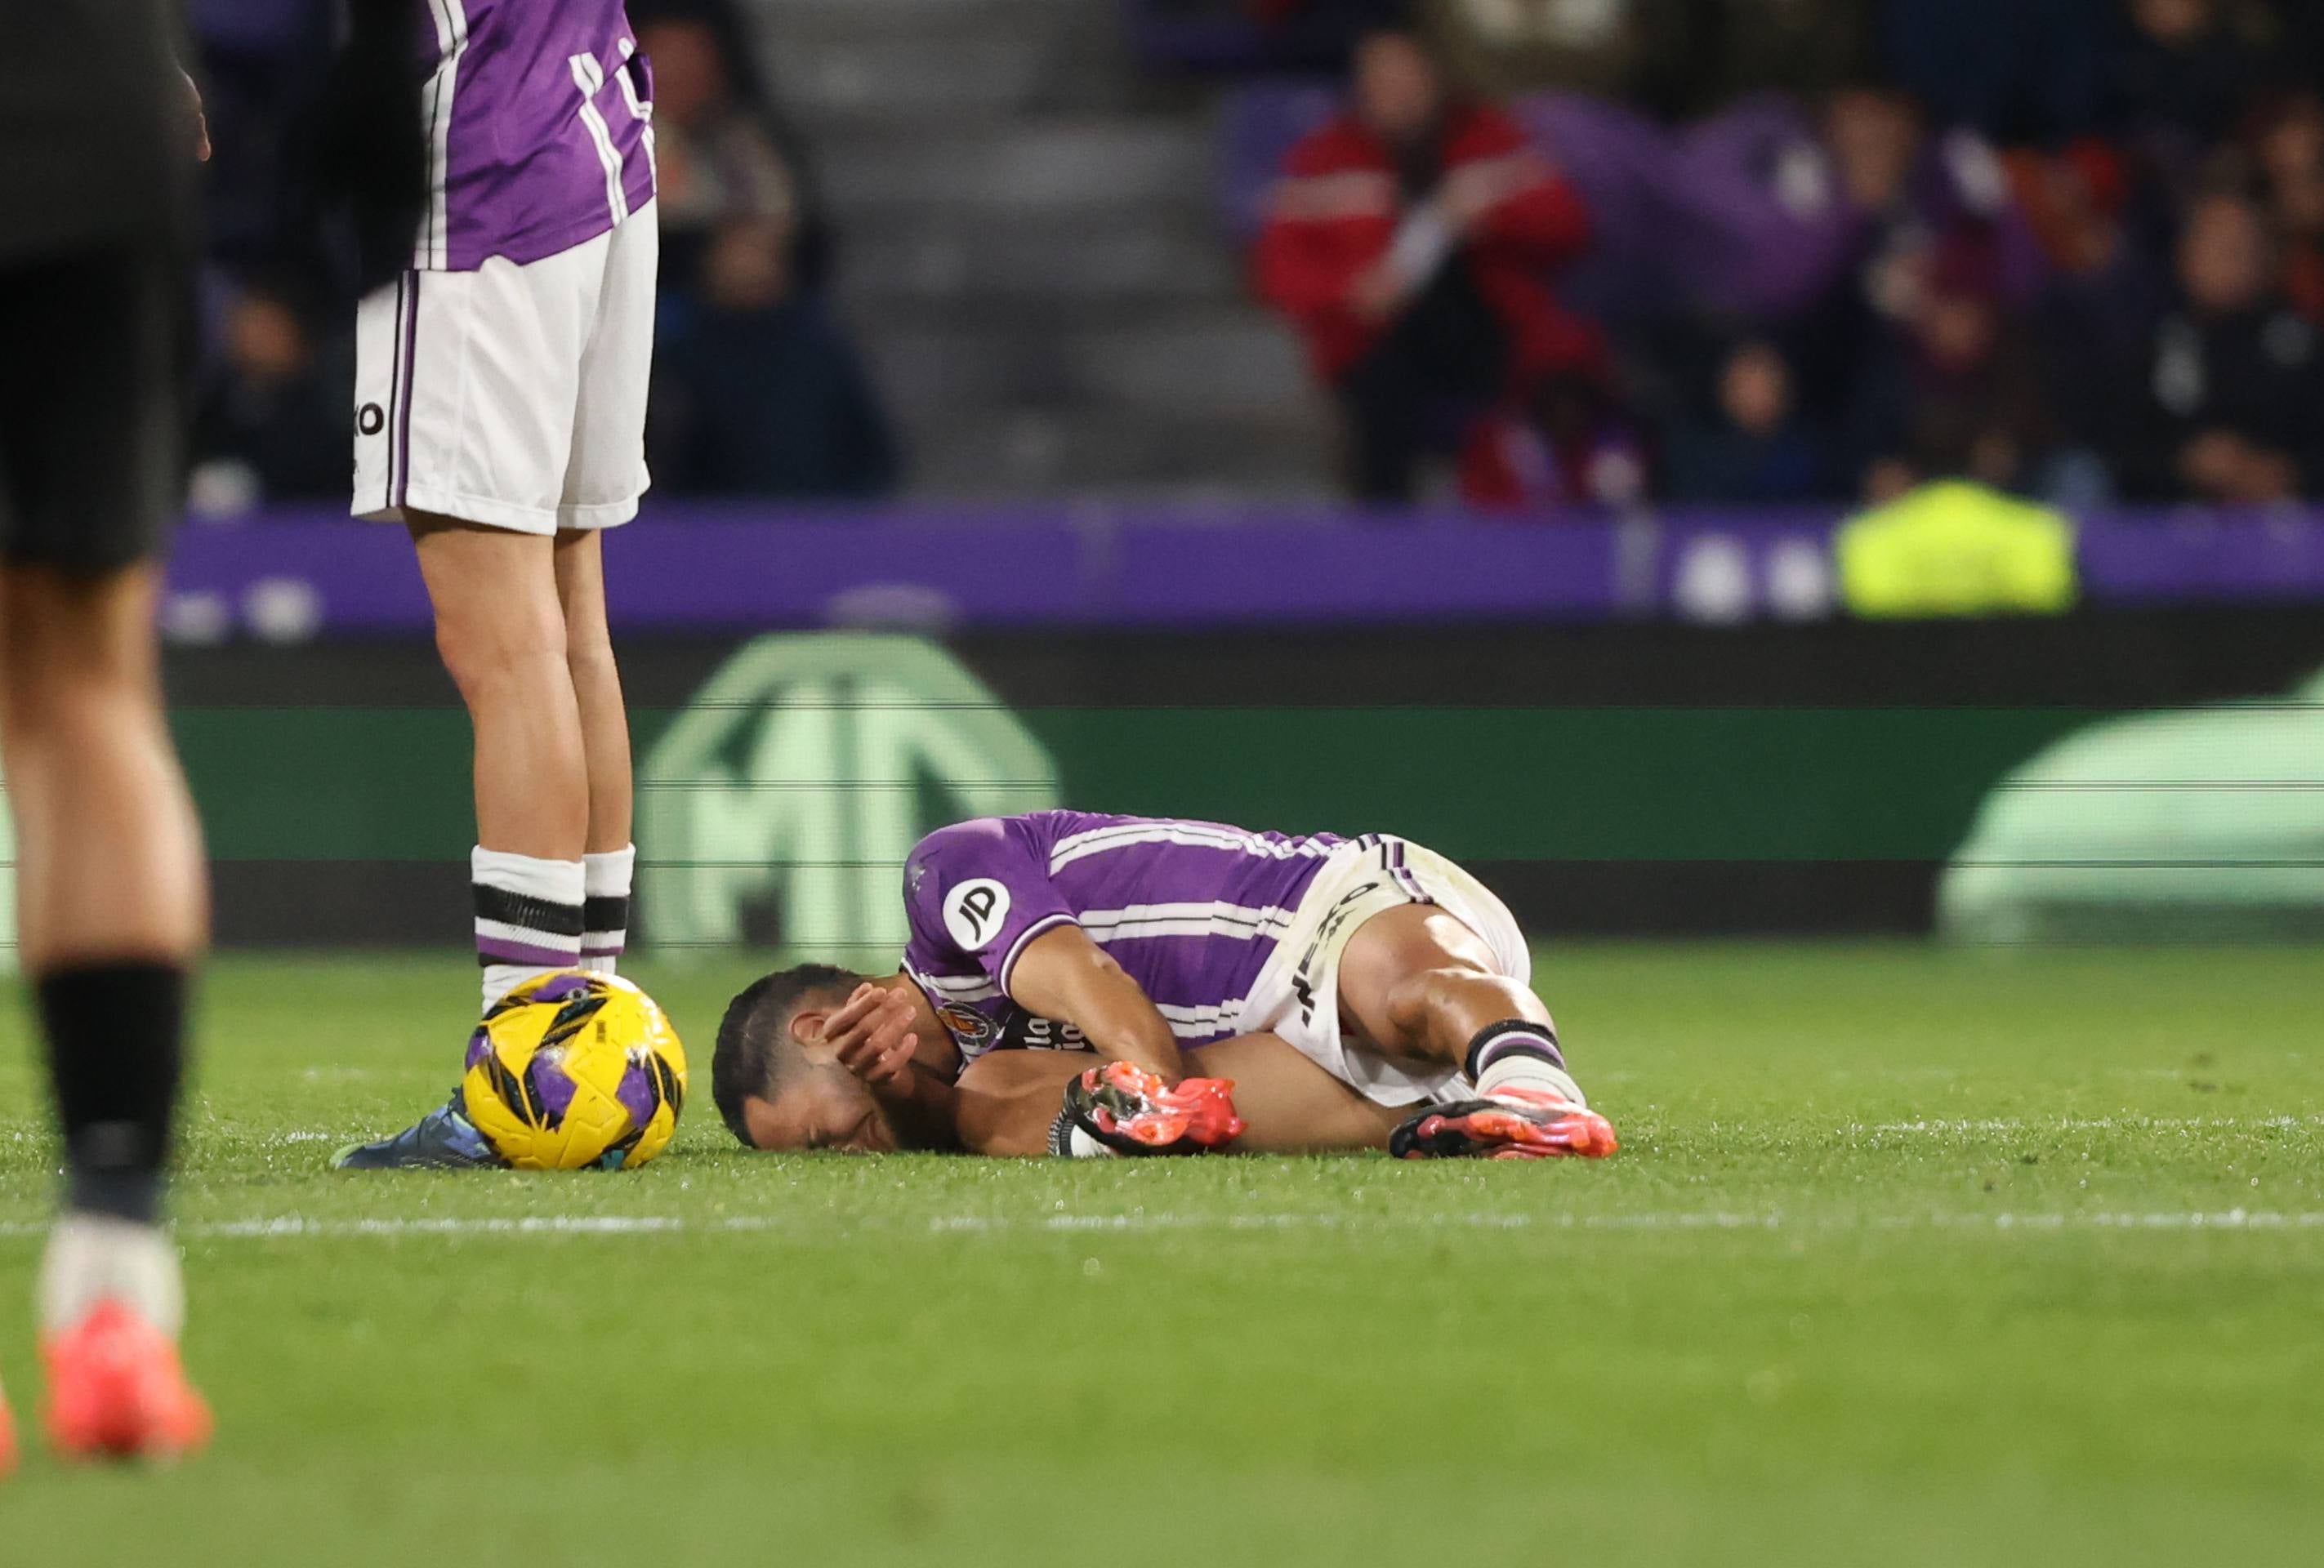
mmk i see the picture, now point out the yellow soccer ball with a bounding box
[461,971,687,1170]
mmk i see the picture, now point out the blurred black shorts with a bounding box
[0,240,193,572]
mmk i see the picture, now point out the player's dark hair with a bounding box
[711,964,866,1147]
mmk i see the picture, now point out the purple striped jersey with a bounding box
[413,0,657,270]
[901,812,1345,1067]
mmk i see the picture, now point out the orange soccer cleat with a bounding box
[1,1373,17,1478]
[1058,1061,1247,1155]
[42,1299,212,1463]
[1389,1086,1619,1160]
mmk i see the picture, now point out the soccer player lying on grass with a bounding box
[711,812,1618,1160]
[720,995,1407,1156]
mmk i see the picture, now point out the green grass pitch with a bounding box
[2,943,2320,1566]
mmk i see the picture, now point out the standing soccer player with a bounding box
[0,0,215,1466]
[335,0,659,1169]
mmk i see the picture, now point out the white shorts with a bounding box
[352,203,658,535]
[1239,836,1533,1108]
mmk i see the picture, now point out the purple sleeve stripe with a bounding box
[997,913,1080,1000]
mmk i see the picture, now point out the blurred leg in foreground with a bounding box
[0,238,212,1465]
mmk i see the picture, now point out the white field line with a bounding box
[1860,1115,2324,1134]
[0,1209,2322,1242]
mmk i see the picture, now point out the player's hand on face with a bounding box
[823,984,920,1094]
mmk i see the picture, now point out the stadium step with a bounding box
[738,0,1337,499]
[841,216,1241,306]
[856,306,1321,425]
[752,2,1134,122]
[907,406,1339,501]
[755,0,1092,38]
[813,120,1216,218]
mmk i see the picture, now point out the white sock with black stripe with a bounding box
[1465,1020,1585,1107]
[582,844,635,975]
[473,847,585,1013]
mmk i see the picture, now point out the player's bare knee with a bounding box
[563,626,619,687]
[431,604,569,708]
[0,621,157,737]
[1380,964,1496,1060]
[2,564,158,668]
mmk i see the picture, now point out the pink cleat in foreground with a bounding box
[1058,1061,1247,1155]
[42,1299,211,1463]
[1390,1086,1619,1160]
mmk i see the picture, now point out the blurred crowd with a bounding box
[183,0,894,513]
[1243,1,2324,511]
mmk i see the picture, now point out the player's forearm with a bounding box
[1009,926,1189,1083]
[1077,1002,1186,1083]
[1036,960,1184,1081]
[952,1052,1089,1157]
[1012,982,1182,1081]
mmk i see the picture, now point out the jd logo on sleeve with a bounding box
[943,879,1010,951]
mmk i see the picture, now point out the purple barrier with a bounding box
[165,508,434,638]
[2078,510,2324,606]
[1104,514,1630,623]
[157,502,2324,641]
[600,509,1092,627]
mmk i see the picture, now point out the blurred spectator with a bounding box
[1459,373,1648,512]
[2117,189,2324,503]
[635,4,817,297]
[630,0,894,499]
[1664,341,1834,503]
[1255,29,1600,501]
[188,273,354,511]
[2108,0,2266,172]
[649,220,899,500]
[2009,139,2141,279]
[2250,95,2324,322]
[2016,139,2170,502]
[1782,87,2045,421]
[1847,236,2059,501]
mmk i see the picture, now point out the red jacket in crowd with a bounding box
[1255,102,1600,388]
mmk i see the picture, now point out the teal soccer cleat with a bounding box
[332,1092,502,1170]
